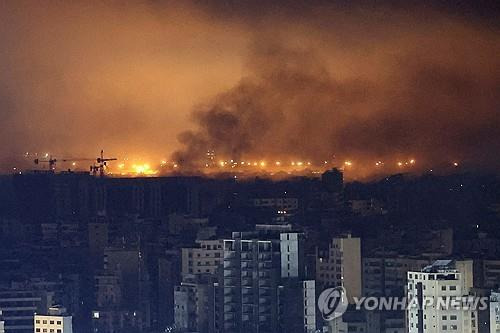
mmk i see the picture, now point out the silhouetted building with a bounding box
[322,168,343,193]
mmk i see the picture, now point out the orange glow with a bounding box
[131,163,158,175]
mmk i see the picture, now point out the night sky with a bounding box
[1,1,499,176]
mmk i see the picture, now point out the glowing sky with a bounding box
[1,1,499,175]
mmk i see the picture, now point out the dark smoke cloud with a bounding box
[0,1,499,176]
[173,7,500,175]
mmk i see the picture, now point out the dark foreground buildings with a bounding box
[0,169,499,332]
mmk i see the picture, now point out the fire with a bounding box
[127,163,158,175]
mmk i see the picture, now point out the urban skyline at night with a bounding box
[0,1,499,333]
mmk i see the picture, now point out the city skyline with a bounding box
[0,2,499,333]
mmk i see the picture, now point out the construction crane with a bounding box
[92,150,117,177]
[34,156,95,171]
[33,156,58,170]
[33,150,116,177]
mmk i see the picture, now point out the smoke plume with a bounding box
[173,7,500,175]
[0,1,499,176]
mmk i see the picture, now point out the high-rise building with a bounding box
[101,247,150,331]
[103,248,141,310]
[406,260,477,333]
[175,229,312,333]
[174,277,216,333]
[316,234,362,301]
[280,232,305,280]
[217,232,281,333]
[362,256,432,333]
[278,280,317,333]
[174,283,197,331]
[157,253,181,330]
[0,290,48,333]
[491,292,500,333]
[34,307,73,333]
[88,220,109,268]
[363,256,431,297]
[181,240,223,278]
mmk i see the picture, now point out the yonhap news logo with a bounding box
[317,287,489,322]
[317,286,349,321]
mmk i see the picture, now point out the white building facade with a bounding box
[407,260,477,333]
[491,292,500,333]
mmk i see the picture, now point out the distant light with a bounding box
[453,162,459,167]
[161,160,167,165]
[291,162,295,166]
[397,162,403,167]
[324,161,328,164]
[219,161,225,167]
[410,159,416,164]
[260,161,266,167]
[72,162,76,166]
[307,162,311,166]
[45,153,49,158]
[118,163,125,169]
[275,161,281,166]
[253,162,258,166]
[173,164,178,168]
[297,161,303,166]
[344,161,352,166]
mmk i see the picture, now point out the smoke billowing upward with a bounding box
[0,1,499,176]
[174,8,500,175]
